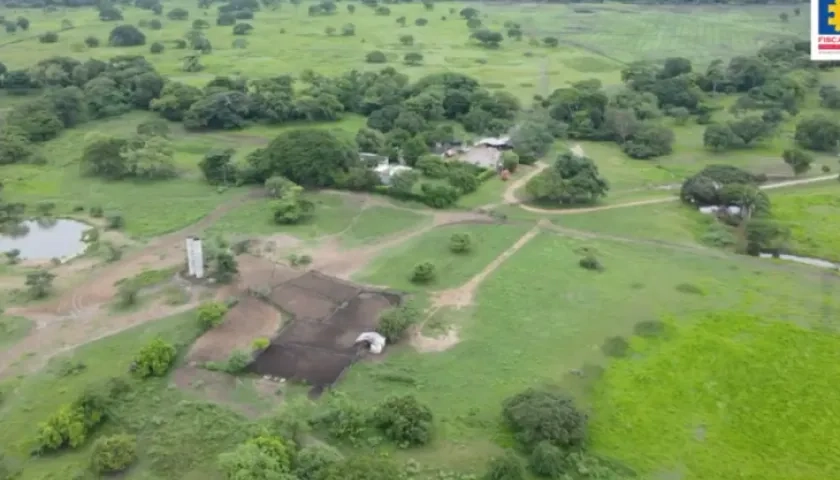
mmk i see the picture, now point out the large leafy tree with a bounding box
[525,151,609,205]
[253,128,359,186]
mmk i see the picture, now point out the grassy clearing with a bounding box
[770,183,840,262]
[0,4,806,101]
[0,315,34,349]
[338,233,832,471]
[354,223,530,291]
[0,308,252,479]
[206,192,357,240]
[590,312,840,480]
[341,206,429,247]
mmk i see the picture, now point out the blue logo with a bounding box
[818,0,840,35]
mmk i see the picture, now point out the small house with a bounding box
[475,136,513,150]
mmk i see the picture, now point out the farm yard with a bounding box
[0,1,837,480]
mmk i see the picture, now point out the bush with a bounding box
[233,22,253,35]
[224,350,252,373]
[293,444,342,480]
[373,395,433,447]
[39,31,59,43]
[501,150,519,172]
[376,304,419,343]
[252,337,270,350]
[313,396,371,444]
[108,24,146,47]
[197,301,228,331]
[486,451,526,480]
[366,50,387,63]
[150,41,164,53]
[148,19,162,29]
[132,338,176,378]
[411,261,436,283]
[106,213,124,230]
[90,434,137,474]
[578,254,602,271]
[502,388,588,449]
[529,441,565,478]
[89,205,104,217]
[600,336,629,358]
[449,232,473,253]
[415,154,448,178]
[84,36,100,47]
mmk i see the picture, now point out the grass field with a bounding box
[590,312,840,480]
[0,3,808,100]
[339,232,835,471]
[771,183,840,262]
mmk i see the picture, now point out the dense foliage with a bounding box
[525,151,609,205]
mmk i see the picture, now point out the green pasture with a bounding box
[0,3,808,100]
[591,312,840,480]
[340,205,429,246]
[338,231,833,471]
[771,183,840,262]
[353,222,531,291]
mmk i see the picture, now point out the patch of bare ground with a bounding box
[410,223,543,353]
[187,296,283,364]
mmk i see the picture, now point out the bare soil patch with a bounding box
[172,365,279,417]
[249,270,402,389]
[187,296,283,364]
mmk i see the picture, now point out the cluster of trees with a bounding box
[680,165,790,255]
[0,55,164,164]
[526,151,610,206]
[80,121,176,181]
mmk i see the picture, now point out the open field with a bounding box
[771,183,840,262]
[591,312,840,480]
[0,3,808,99]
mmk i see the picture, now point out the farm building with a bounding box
[476,136,513,149]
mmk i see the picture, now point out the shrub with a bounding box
[293,444,343,480]
[252,337,270,350]
[675,282,704,295]
[376,304,419,343]
[366,50,387,63]
[411,261,436,283]
[84,36,100,47]
[150,41,164,53]
[106,213,124,230]
[313,395,370,444]
[529,441,565,478]
[449,232,473,253]
[132,338,176,378]
[502,388,588,449]
[148,19,162,29]
[600,336,630,358]
[501,150,519,173]
[116,284,139,308]
[633,320,665,338]
[224,349,252,373]
[578,254,602,271]
[197,301,228,331]
[39,31,59,43]
[233,22,253,35]
[167,7,189,20]
[486,451,526,480]
[90,434,137,474]
[415,17,428,26]
[373,395,433,447]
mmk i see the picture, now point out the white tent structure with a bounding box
[355,332,387,354]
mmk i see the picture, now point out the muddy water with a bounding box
[0,219,89,260]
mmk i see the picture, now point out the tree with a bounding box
[294,444,342,480]
[779,12,789,22]
[109,25,146,46]
[200,148,237,185]
[471,29,503,48]
[183,91,251,130]
[133,338,176,378]
[98,6,123,21]
[233,23,254,35]
[525,152,609,205]
[26,270,55,299]
[604,108,640,143]
[449,232,472,253]
[543,36,559,47]
[365,50,387,64]
[782,148,814,176]
[167,7,190,20]
[218,13,236,25]
[416,18,428,26]
[404,52,424,66]
[137,119,170,138]
[501,150,519,172]
[376,304,418,343]
[375,6,391,15]
[150,81,203,121]
[411,261,436,283]
[485,452,525,480]
[621,124,674,159]
[90,434,137,474]
[120,135,177,180]
[460,7,479,19]
[81,133,130,179]
[399,34,414,46]
[511,113,556,164]
[529,442,565,478]
[15,16,29,30]
[198,301,229,331]
[795,115,840,152]
[396,16,406,27]
[150,41,165,53]
[356,127,385,153]
[0,127,34,165]
[503,389,587,451]
[347,3,355,13]
[390,169,420,195]
[272,184,315,225]
[149,19,163,29]
[373,395,433,447]
[255,128,358,187]
[341,23,355,36]
[217,442,289,480]
[39,32,59,43]
[679,164,761,206]
[325,26,336,36]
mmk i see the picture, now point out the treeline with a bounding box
[0,0,809,8]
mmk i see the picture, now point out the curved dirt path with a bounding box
[411,222,544,353]
[505,142,838,215]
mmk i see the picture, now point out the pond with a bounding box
[0,219,90,261]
